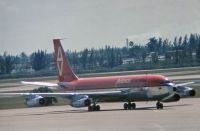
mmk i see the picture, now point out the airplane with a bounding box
[0,39,196,111]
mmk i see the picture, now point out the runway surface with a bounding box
[0,98,200,131]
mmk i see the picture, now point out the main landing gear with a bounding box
[88,102,100,111]
[156,101,163,109]
[123,101,163,110]
[123,102,136,110]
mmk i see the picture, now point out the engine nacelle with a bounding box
[162,94,180,102]
[176,86,196,97]
[70,95,91,108]
[25,95,52,107]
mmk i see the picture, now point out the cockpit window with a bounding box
[160,80,172,86]
[160,79,175,87]
[160,80,171,85]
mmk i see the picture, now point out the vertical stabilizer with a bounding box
[53,39,78,82]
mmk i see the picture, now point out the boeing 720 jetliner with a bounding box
[1,39,196,111]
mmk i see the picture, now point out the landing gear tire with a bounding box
[88,105,100,111]
[156,102,163,109]
[124,102,136,110]
[124,103,128,110]
[96,105,100,111]
[131,103,136,109]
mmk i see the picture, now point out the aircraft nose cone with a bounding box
[174,94,181,101]
[173,87,177,91]
[189,90,196,96]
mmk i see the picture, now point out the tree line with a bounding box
[0,33,200,75]
[66,33,200,72]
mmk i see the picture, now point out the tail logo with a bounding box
[57,46,63,76]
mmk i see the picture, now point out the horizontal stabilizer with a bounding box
[21,81,58,87]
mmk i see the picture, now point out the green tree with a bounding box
[151,52,158,64]
[178,36,182,48]
[109,48,115,68]
[5,55,15,74]
[147,37,158,52]
[31,50,48,71]
[98,48,105,67]
[196,38,200,63]
[70,51,79,71]
[0,55,5,74]
[158,37,162,55]
[19,52,28,72]
[162,39,169,54]
[142,51,147,64]
[173,37,179,64]
[80,49,88,69]
[88,48,96,70]
[0,52,15,74]
[188,34,196,63]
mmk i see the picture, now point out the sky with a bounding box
[0,0,200,55]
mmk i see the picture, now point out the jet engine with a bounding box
[25,95,52,107]
[162,93,180,102]
[176,86,196,97]
[70,95,91,108]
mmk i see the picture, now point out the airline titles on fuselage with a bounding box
[116,78,146,87]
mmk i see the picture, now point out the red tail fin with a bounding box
[53,39,78,82]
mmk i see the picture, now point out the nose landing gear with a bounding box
[156,101,163,109]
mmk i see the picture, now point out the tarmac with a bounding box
[0,98,200,131]
[0,68,200,131]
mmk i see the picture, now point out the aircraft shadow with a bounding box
[0,104,192,117]
[97,103,192,112]
[164,104,192,108]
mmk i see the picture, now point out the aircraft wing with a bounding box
[175,82,195,86]
[0,90,122,99]
[21,81,58,87]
